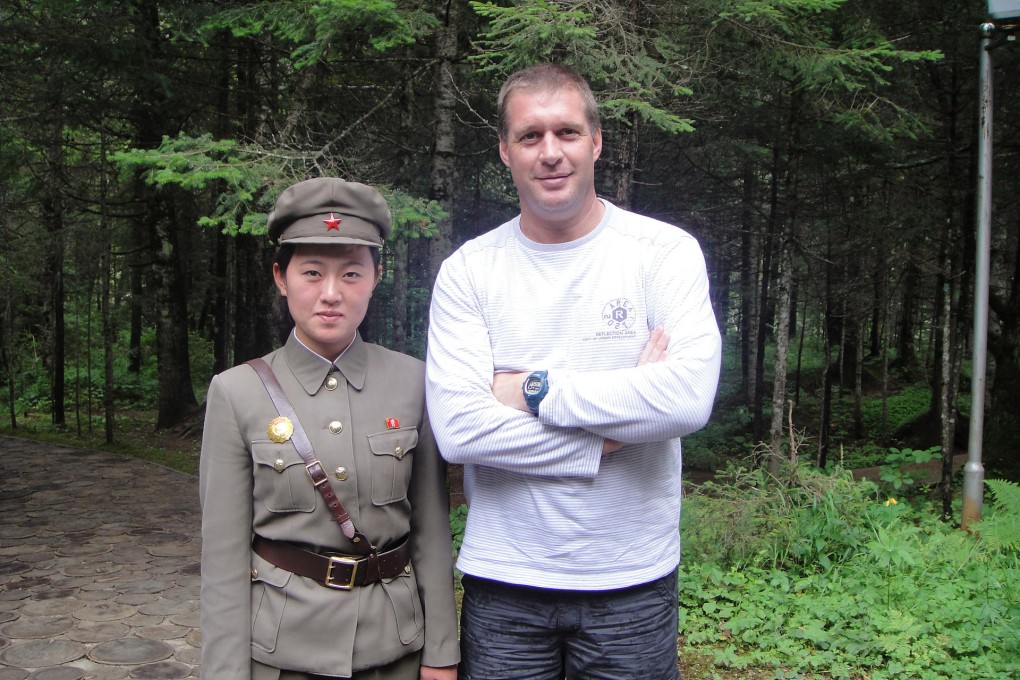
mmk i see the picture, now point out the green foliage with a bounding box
[719,0,943,86]
[382,190,447,241]
[601,98,694,135]
[450,503,468,556]
[823,385,935,468]
[10,318,212,421]
[111,133,276,236]
[204,0,435,67]
[879,445,940,491]
[833,440,888,469]
[716,0,941,141]
[858,384,933,439]
[683,404,755,470]
[468,0,695,135]
[469,0,598,68]
[978,479,1020,553]
[111,134,447,245]
[682,461,882,571]
[679,468,1020,678]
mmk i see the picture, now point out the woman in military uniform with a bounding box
[199,178,459,680]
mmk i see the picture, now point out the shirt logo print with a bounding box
[602,298,636,331]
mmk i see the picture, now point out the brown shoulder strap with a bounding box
[246,358,373,554]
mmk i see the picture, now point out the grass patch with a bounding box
[0,411,200,475]
[678,461,1020,679]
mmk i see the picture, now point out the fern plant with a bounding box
[977,479,1020,552]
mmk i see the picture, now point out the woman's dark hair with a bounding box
[273,243,382,345]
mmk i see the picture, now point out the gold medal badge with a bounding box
[267,416,294,443]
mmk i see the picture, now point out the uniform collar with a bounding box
[283,332,369,395]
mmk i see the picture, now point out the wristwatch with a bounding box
[522,370,549,414]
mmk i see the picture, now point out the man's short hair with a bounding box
[496,63,601,141]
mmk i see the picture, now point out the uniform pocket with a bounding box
[366,429,418,505]
[250,552,292,653]
[381,568,424,645]
[251,441,316,513]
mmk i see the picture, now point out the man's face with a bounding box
[499,86,602,243]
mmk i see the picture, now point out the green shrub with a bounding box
[679,475,1020,678]
[684,403,754,470]
[978,479,1020,553]
[450,503,468,555]
[681,460,880,573]
[878,445,940,491]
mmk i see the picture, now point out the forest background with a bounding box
[3,2,1020,677]
[2,0,1020,490]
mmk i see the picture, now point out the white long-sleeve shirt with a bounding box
[426,201,721,590]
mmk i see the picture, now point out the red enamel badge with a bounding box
[386,417,400,429]
[323,213,342,231]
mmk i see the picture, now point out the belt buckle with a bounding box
[324,555,359,590]
[305,460,329,488]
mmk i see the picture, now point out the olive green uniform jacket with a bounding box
[199,333,459,678]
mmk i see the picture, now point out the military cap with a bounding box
[267,177,392,247]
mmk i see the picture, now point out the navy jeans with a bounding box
[459,571,681,680]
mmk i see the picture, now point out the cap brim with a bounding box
[281,235,383,247]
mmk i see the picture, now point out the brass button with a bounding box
[273,459,285,472]
[328,421,344,434]
[325,376,339,391]
[394,446,403,457]
[251,568,258,580]
[334,466,348,481]
[403,564,411,574]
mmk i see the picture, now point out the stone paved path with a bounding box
[0,435,201,679]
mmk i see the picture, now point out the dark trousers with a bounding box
[459,571,682,680]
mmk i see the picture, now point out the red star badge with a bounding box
[323,213,342,231]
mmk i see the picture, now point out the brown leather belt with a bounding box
[252,535,411,590]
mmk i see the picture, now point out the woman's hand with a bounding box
[420,665,458,680]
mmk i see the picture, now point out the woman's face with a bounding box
[273,244,381,360]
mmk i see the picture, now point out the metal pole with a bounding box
[962,23,995,530]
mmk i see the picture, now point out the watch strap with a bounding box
[523,370,549,414]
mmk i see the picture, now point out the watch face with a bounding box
[524,376,543,395]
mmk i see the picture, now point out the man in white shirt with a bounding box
[426,63,721,680]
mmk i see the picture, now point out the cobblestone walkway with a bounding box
[0,435,201,679]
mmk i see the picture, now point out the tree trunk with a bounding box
[853,317,864,440]
[44,194,66,427]
[210,30,233,376]
[101,186,115,443]
[769,235,794,476]
[128,228,144,374]
[610,113,638,209]
[153,196,198,429]
[869,272,883,357]
[2,292,15,429]
[768,86,802,474]
[210,231,230,374]
[427,0,459,286]
[818,190,835,467]
[391,239,409,354]
[818,320,832,468]
[753,140,779,449]
[938,275,958,517]
[793,294,807,406]
[233,235,276,362]
[739,161,756,406]
[985,233,1020,477]
[895,260,918,368]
